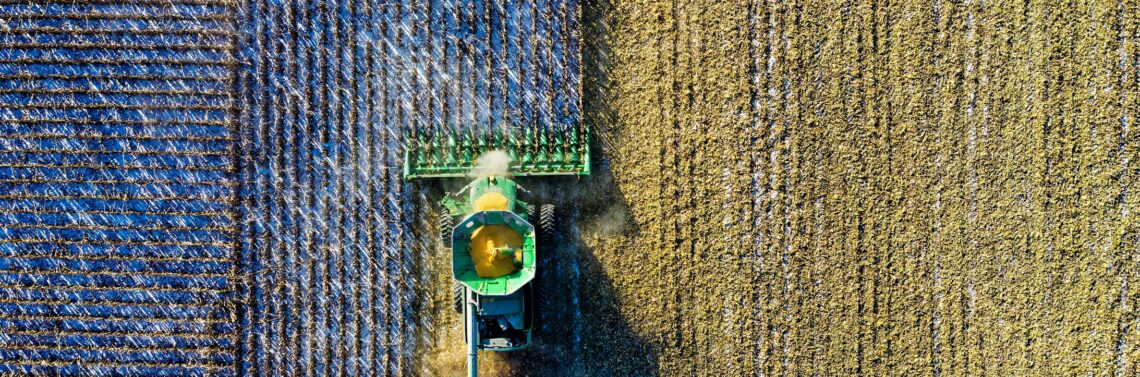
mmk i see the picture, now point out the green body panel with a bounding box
[403,128,591,178]
[440,176,526,217]
[425,167,577,357]
[442,177,536,297]
[448,177,535,352]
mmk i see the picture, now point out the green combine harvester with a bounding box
[404,129,589,376]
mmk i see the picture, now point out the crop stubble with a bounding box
[567,0,1140,375]
[417,0,1138,375]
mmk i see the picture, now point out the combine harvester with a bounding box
[405,0,587,374]
[404,129,589,376]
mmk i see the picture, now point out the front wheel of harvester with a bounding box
[439,212,453,247]
[452,281,464,314]
[539,204,555,246]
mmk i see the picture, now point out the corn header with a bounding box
[403,128,590,178]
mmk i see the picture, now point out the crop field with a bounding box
[0,1,427,375]
[0,0,1137,376]
[420,0,1140,375]
[0,2,244,375]
[559,0,1140,375]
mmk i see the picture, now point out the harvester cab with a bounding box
[403,129,589,376]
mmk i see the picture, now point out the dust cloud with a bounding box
[470,150,513,178]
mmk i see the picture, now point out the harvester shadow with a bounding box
[498,0,656,371]
[498,161,656,377]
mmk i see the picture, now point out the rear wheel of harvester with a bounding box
[534,204,556,320]
[539,204,555,245]
[452,280,464,314]
[439,212,453,247]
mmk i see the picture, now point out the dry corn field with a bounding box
[426,0,1140,375]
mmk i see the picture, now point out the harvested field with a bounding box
[427,0,1140,375]
[546,0,1140,375]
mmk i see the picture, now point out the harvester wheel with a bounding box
[452,281,464,314]
[539,204,555,245]
[536,204,556,320]
[439,212,453,247]
[527,204,536,224]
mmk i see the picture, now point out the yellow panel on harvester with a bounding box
[474,191,510,211]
